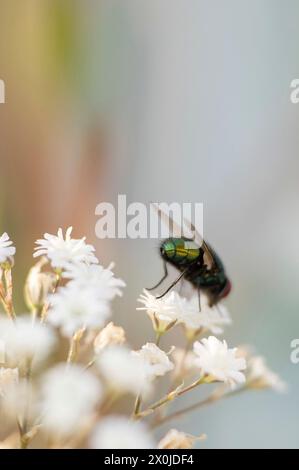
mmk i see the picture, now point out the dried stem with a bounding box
[0,268,16,320]
[135,377,207,419]
[67,328,85,363]
[133,394,142,417]
[40,271,61,323]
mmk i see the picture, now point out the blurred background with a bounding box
[0,0,299,448]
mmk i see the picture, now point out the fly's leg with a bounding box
[156,267,189,299]
[146,261,168,291]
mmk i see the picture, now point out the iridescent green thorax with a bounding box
[160,238,200,265]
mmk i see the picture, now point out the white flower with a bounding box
[193,336,246,387]
[0,368,18,397]
[158,429,206,449]
[33,227,98,269]
[0,316,56,368]
[64,262,125,301]
[132,343,174,380]
[137,290,179,331]
[40,364,102,436]
[90,416,155,449]
[97,345,151,397]
[48,284,111,337]
[246,356,287,392]
[94,322,126,354]
[177,294,231,334]
[0,233,16,264]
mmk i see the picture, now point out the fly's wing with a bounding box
[182,217,215,270]
[151,203,193,239]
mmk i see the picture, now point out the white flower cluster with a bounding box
[0,226,286,450]
[33,227,126,337]
[0,233,16,264]
[137,289,231,335]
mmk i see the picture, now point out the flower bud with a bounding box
[94,322,126,354]
[158,429,206,449]
[24,257,56,310]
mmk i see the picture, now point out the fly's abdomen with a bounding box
[161,238,200,266]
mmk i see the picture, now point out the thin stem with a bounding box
[155,331,162,347]
[17,361,33,449]
[133,394,142,417]
[0,269,16,320]
[84,358,95,370]
[152,386,248,428]
[135,377,206,419]
[67,329,85,363]
[40,271,61,323]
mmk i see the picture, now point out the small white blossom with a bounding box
[94,322,126,354]
[0,316,56,368]
[0,233,16,264]
[48,284,111,337]
[137,290,179,331]
[90,416,155,449]
[132,343,174,380]
[64,262,125,301]
[40,364,102,436]
[246,356,287,392]
[33,227,98,269]
[193,336,246,387]
[177,294,231,334]
[97,345,151,397]
[137,290,231,335]
[158,429,206,449]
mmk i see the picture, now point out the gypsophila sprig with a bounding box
[0,224,284,449]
